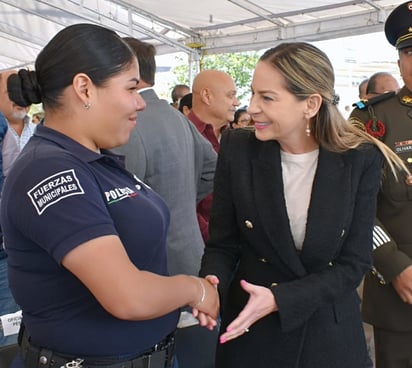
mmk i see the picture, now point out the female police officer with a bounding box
[1,23,219,368]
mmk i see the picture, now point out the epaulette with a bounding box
[352,91,396,110]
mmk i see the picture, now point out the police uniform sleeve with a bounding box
[4,153,118,263]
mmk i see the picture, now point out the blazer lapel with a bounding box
[251,143,350,276]
[252,140,307,277]
[301,148,350,269]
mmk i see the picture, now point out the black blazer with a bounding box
[200,129,383,368]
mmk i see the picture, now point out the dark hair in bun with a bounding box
[7,69,42,107]
[8,23,135,110]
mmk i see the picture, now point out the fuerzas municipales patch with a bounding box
[27,169,85,215]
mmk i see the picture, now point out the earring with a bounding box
[84,102,91,110]
[305,122,311,137]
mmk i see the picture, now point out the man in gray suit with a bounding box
[113,37,218,368]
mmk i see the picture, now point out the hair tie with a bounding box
[331,93,340,105]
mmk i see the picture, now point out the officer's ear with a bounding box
[72,73,94,107]
[305,93,322,119]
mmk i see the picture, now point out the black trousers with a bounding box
[174,324,218,368]
[374,327,412,368]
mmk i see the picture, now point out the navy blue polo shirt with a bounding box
[1,124,179,356]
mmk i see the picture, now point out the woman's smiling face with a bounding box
[248,61,309,147]
[86,60,146,150]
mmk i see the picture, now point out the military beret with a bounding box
[385,1,412,50]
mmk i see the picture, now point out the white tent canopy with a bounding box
[0,0,406,71]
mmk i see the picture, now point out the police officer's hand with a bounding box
[190,276,220,329]
[393,265,412,304]
[192,275,220,330]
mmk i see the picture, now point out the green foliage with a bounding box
[171,58,192,86]
[171,51,261,104]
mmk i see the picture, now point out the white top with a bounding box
[281,149,319,250]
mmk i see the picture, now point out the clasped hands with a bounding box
[192,277,278,343]
[191,275,220,330]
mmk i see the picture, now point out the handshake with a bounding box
[188,276,278,344]
[188,275,220,331]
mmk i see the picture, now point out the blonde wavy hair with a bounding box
[259,42,408,179]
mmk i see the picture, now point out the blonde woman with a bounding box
[199,42,406,368]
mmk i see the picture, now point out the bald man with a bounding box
[189,70,239,149]
[188,70,239,243]
[365,71,400,99]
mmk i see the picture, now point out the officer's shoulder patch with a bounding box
[352,91,396,110]
[27,169,85,215]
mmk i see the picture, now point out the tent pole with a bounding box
[188,50,201,86]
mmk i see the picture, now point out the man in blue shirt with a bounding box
[0,111,14,347]
[0,70,33,347]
